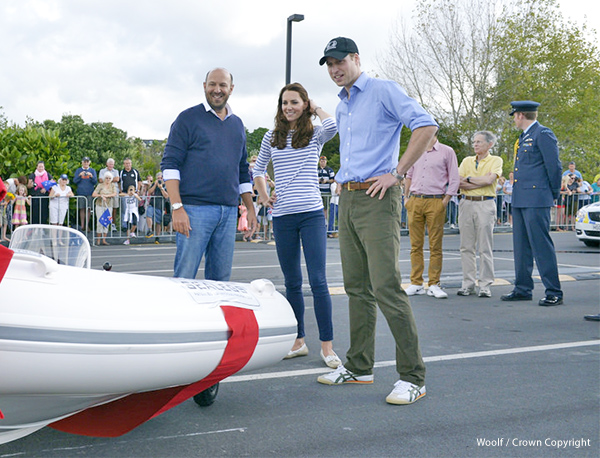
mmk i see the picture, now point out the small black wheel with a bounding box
[193,383,219,407]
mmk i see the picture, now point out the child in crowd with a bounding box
[137,180,150,234]
[238,203,249,241]
[121,185,141,245]
[11,184,30,228]
[1,191,15,242]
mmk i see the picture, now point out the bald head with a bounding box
[205,68,233,85]
[203,68,234,114]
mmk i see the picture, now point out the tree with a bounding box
[321,133,340,172]
[127,137,167,179]
[379,0,500,132]
[38,115,131,166]
[493,0,600,178]
[245,127,269,156]
[379,0,600,178]
[0,123,70,178]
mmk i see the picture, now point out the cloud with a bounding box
[1,0,597,140]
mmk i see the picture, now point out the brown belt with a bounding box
[343,181,399,191]
[462,195,495,201]
[410,194,444,199]
[343,181,372,191]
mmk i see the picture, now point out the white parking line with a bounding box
[0,428,248,457]
[223,340,600,383]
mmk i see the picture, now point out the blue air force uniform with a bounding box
[510,101,563,301]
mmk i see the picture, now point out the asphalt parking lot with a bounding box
[1,231,598,458]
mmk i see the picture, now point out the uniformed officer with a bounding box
[501,101,563,306]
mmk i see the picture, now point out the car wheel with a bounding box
[193,382,219,407]
[583,240,600,247]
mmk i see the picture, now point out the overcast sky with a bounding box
[1,0,598,140]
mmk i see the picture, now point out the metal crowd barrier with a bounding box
[5,192,594,244]
[5,195,175,244]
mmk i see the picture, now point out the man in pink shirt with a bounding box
[404,134,460,299]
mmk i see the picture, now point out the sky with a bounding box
[1,0,598,141]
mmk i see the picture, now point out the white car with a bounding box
[575,201,600,247]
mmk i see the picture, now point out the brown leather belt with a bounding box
[343,181,399,191]
[343,181,372,191]
[410,194,444,199]
[462,195,495,201]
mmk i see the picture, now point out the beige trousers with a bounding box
[458,199,496,290]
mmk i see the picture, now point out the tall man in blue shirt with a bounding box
[316,37,438,405]
[161,68,257,280]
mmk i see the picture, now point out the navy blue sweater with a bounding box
[161,104,250,206]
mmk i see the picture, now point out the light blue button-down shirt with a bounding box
[335,72,438,184]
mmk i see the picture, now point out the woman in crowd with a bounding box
[576,177,592,210]
[92,172,118,245]
[28,161,53,224]
[49,174,74,226]
[564,174,579,228]
[556,175,572,231]
[253,83,340,368]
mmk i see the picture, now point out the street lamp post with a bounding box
[285,14,304,85]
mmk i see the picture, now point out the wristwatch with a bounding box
[466,176,471,184]
[390,168,403,181]
[172,202,184,211]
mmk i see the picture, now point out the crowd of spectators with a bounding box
[0,158,174,244]
[1,157,597,246]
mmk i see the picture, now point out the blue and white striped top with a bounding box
[253,117,337,218]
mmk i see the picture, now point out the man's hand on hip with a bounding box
[366,173,399,200]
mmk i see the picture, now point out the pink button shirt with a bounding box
[406,141,460,196]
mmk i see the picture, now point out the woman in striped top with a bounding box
[253,83,340,369]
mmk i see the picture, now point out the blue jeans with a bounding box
[448,200,458,225]
[273,210,333,342]
[327,203,338,232]
[174,204,237,280]
[145,205,163,224]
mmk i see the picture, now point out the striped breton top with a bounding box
[253,117,337,218]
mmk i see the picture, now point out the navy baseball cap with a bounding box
[509,100,540,116]
[319,37,359,66]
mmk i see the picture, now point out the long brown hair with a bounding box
[271,83,314,150]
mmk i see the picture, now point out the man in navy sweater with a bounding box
[161,68,257,280]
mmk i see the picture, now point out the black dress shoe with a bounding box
[501,291,532,301]
[584,314,600,322]
[538,295,563,306]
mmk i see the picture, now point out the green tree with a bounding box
[321,133,340,172]
[379,0,600,179]
[128,137,167,179]
[246,127,269,156]
[493,0,600,178]
[37,115,132,170]
[0,108,7,131]
[0,124,70,178]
